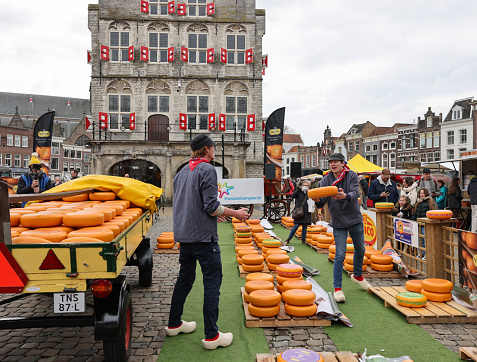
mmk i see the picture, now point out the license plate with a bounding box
[53,292,85,313]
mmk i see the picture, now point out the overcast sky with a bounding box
[1,1,476,145]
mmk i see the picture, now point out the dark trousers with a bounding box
[168,241,223,339]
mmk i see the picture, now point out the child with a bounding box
[411,188,437,220]
[393,195,412,219]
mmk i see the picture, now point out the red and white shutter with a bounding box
[177,3,186,15]
[141,0,149,13]
[208,113,216,130]
[262,54,268,68]
[262,68,265,75]
[219,114,226,131]
[100,45,109,61]
[181,46,188,62]
[129,113,136,130]
[207,48,214,63]
[220,48,227,63]
[245,48,253,64]
[128,45,134,61]
[247,114,256,131]
[207,2,215,15]
[99,112,108,129]
[168,47,175,62]
[87,50,92,64]
[179,113,187,130]
[141,46,149,61]
[168,0,175,13]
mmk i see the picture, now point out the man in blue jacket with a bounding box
[368,168,399,206]
[17,153,52,206]
[166,134,249,350]
[313,153,370,303]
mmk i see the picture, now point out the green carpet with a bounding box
[273,225,460,362]
[157,222,269,361]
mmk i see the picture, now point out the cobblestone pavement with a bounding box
[0,207,476,361]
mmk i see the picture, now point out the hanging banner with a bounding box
[361,209,378,247]
[264,107,285,181]
[393,217,419,248]
[33,111,55,175]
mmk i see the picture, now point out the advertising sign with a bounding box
[361,210,377,247]
[393,217,419,248]
[217,178,264,205]
[459,230,477,290]
[33,111,55,175]
[264,107,285,181]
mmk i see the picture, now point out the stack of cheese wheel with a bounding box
[328,245,336,260]
[370,254,393,272]
[343,254,368,272]
[235,225,253,247]
[281,216,294,228]
[262,239,281,257]
[276,263,304,293]
[282,279,312,292]
[405,280,423,293]
[246,219,261,226]
[245,280,280,318]
[426,210,453,220]
[396,291,427,308]
[282,288,317,317]
[266,249,289,271]
[252,232,272,248]
[236,247,259,265]
[277,349,324,362]
[420,278,453,302]
[365,248,382,265]
[305,227,321,244]
[315,235,334,250]
[250,223,265,234]
[241,252,265,272]
[295,225,303,239]
[231,217,241,224]
[157,232,175,249]
[375,202,394,209]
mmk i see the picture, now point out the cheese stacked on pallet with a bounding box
[281,279,313,292]
[245,272,274,283]
[420,278,453,302]
[248,289,282,318]
[370,254,394,272]
[241,253,265,272]
[396,292,427,308]
[315,235,334,249]
[344,254,368,272]
[282,289,317,317]
[364,248,382,265]
[281,216,294,228]
[328,245,336,260]
[157,232,175,249]
[305,226,322,244]
[261,239,282,258]
[250,224,265,234]
[277,349,324,362]
[405,280,423,293]
[275,263,304,293]
[236,248,258,265]
[266,251,290,271]
[244,280,274,305]
[234,225,253,247]
[253,232,273,248]
[295,225,303,238]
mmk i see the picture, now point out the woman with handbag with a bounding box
[283,180,312,245]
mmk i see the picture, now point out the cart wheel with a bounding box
[224,204,254,221]
[103,290,133,362]
[264,199,290,223]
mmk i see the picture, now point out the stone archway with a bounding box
[109,159,162,188]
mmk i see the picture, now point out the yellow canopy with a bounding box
[346,154,383,173]
[42,175,163,212]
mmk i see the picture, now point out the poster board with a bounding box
[361,209,377,248]
[217,178,264,205]
[393,217,419,248]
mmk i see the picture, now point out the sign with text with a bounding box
[361,210,377,247]
[393,217,419,248]
[218,178,264,205]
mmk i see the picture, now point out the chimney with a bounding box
[439,113,442,121]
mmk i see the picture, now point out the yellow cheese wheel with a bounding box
[262,246,280,255]
[422,278,454,293]
[346,244,354,253]
[316,242,333,249]
[20,213,63,228]
[277,349,324,362]
[92,206,117,217]
[10,209,37,216]
[344,262,367,272]
[88,192,117,201]
[21,229,67,243]
[370,254,393,265]
[329,245,336,253]
[307,186,338,199]
[99,203,124,216]
[250,225,265,233]
[248,303,280,318]
[315,236,334,244]
[157,242,175,249]
[105,220,127,232]
[282,289,316,306]
[284,303,317,317]
[235,237,253,244]
[266,249,287,256]
[12,236,51,244]
[157,236,174,244]
[267,254,290,264]
[282,280,312,292]
[68,228,115,242]
[244,280,274,294]
[262,239,282,248]
[247,219,261,225]
[243,291,251,303]
[249,290,281,307]
[235,226,252,233]
[242,254,265,265]
[237,249,259,258]
[375,202,394,209]
[235,232,252,238]
[236,257,242,265]
[63,212,104,228]
[235,245,255,252]
[62,193,90,202]
[370,262,393,271]
[266,262,279,271]
[245,272,274,283]
[276,284,284,293]
[426,210,453,220]
[10,213,21,227]
[396,292,427,308]
[11,231,20,238]
[63,236,106,243]
[420,289,452,302]
[88,208,113,222]
[276,264,303,278]
[115,214,134,224]
[276,274,303,285]
[11,226,30,233]
[405,280,423,293]
[365,250,382,259]
[242,263,265,272]
[123,208,143,216]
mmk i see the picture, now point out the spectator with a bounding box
[368,169,399,206]
[17,153,52,206]
[70,169,79,180]
[400,176,418,206]
[417,168,440,200]
[436,180,448,210]
[358,175,369,210]
[393,195,412,219]
[411,187,437,259]
[124,174,130,178]
[53,176,62,187]
[447,178,462,218]
[283,180,312,245]
[468,176,477,233]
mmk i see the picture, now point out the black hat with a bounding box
[328,153,345,162]
[423,168,431,173]
[190,134,216,151]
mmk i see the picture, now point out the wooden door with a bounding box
[148,114,169,141]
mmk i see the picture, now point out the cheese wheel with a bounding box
[277,349,324,362]
[10,213,21,227]
[92,206,117,217]
[266,262,279,271]
[244,280,274,294]
[157,236,174,244]
[267,254,290,264]
[262,246,280,255]
[420,289,452,302]
[316,242,333,249]
[104,200,130,209]
[315,236,334,244]
[375,202,394,209]
[63,212,104,228]
[282,280,312,292]
[88,192,117,201]
[62,193,90,202]
[266,249,287,256]
[248,304,280,318]
[329,253,335,260]
[112,217,130,227]
[276,284,284,293]
[105,220,127,232]
[11,226,30,233]
[20,213,63,228]
[426,210,453,220]
[242,254,265,265]
[247,219,261,224]
[21,229,67,243]
[235,237,253,244]
[262,239,282,248]
[235,232,252,238]
[68,228,115,242]
[123,207,143,216]
[365,250,382,258]
[10,209,37,216]
[396,292,427,308]
[276,264,303,278]
[88,208,113,222]
[235,226,252,233]
[276,274,303,285]
[243,291,251,303]
[115,214,134,224]
[99,203,124,216]
[329,245,336,253]
[405,280,423,293]
[157,242,175,249]
[83,224,121,238]
[242,263,265,272]
[370,254,393,265]
[64,236,107,243]
[236,257,242,265]
[346,244,354,253]
[422,278,454,293]
[307,186,338,199]
[370,262,393,271]
[235,245,255,252]
[12,236,52,244]
[11,231,20,238]
[282,289,316,306]
[250,225,265,233]
[284,303,317,317]
[237,249,259,258]
[249,290,281,307]
[344,262,367,272]
[245,272,274,283]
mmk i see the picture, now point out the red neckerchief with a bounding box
[189,157,210,171]
[332,163,350,186]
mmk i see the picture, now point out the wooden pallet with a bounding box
[368,286,477,324]
[238,264,272,278]
[344,267,402,278]
[459,347,477,361]
[241,288,331,327]
[154,243,179,254]
[256,351,360,362]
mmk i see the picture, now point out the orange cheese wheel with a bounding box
[249,290,281,307]
[248,304,280,318]
[20,213,63,228]
[236,257,242,265]
[267,254,290,264]
[11,226,30,233]
[21,229,67,243]
[99,203,124,216]
[250,225,265,233]
[344,254,368,265]
[246,272,274,283]
[396,292,427,308]
[276,274,303,285]
[262,239,282,248]
[276,284,284,293]
[262,246,280,255]
[157,242,175,249]
[247,219,261,224]
[344,262,367,272]
[282,289,316,306]
[244,280,274,294]
[329,253,335,260]
[63,212,104,228]
[266,249,287,256]
[235,245,255,252]
[88,192,117,201]
[365,250,382,258]
[92,206,117,217]
[316,242,333,249]
[421,278,454,293]
[375,202,394,209]
[104,220,126,232]
[122,207,143,216]
[329,245,336,253]
[242,263,264,272]
[62,193,90,202]
[104,200,131,209]
[242,254,265,265]
[370,254,393,265]
[115,214,134,223]
[307,186,338,199]
[68,228,115,242]
[266,262,279,271]
[237,249,259,258]
[10,209,36,216]
[235,226,252,233]
[420,289,452,302]
[12,236,51,244]
[370,262,393,271]
[83,224,121,238]
[63,237,106,243]
[315,236,334,244]
[284,303,317,317]
[88,208,113,222]
[235,237,253,244]
[276,264,303,278]
[243,291,251,303]
[10,213,21,227]
[157,236,174,244]
[11,231,20,238]
[111,217,130,227]
[426,210,453,220]
[282,280,312,292]
[405,280,423,293]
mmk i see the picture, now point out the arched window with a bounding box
[186,80,210,130]
[107,79,133,130]
[109,21,131,62]
[187,23,209,64]
[75,135,91,147]
[148,22,170,63]
[225,24,246,65]
[146,80,171,114]
[224,81,248,131]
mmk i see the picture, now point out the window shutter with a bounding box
[181,46,189,62]
[129,113,136,130]
[99,112,108,129]
[262,54,268,68]
[168,47,175,62]
[245,48,253,64]
[179,113,187,130]
[208,113,216,131]
[87,50,92,64]
[247,114,256,131]
[219,114,226,131]
[141,46,149,61]
[207,48,214,63]
[220,48,227,63]
[207,2,215,15]
[141,0,149,13]
[262,67,265,75]
[178,3,186,15]
[100,45,109,61]
[168,1,175,13]
[128,45,134,61]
